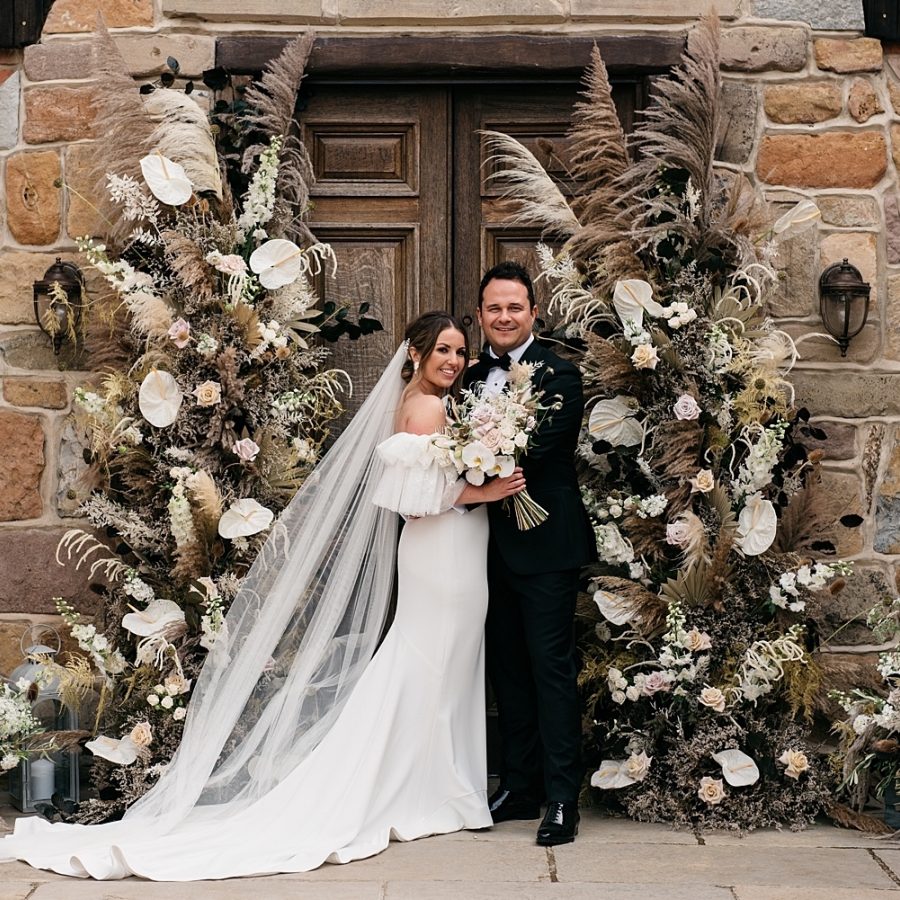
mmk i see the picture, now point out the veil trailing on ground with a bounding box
[122,343,406,830]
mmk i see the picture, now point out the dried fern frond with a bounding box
[580,333,639,398]
[622,514,666,561]
[242,33,316,243]
[25,730,91,754]
[144,89,222,200]
[481,130,580,238]
[825,803,893,835]
[649,421,703,511]
[772,482,837,554]
[162,229,215,307]
[56,529,127,583]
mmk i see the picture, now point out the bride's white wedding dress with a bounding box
[1,431,491,880]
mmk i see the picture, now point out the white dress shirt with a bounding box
[483,335,534,395]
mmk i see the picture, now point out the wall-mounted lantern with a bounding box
[33,258,85,355]
[818,258,871,358]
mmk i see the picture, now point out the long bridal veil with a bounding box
[8,344,406,845]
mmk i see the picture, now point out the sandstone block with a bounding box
[822,566,888,646]
[0,331,63,371]
[0,529,101,615]
[753,1,863,30]
[570,0,741,15]
[768,212,817,317]
[721,26,807,73]
[891,80,900,116]
[885,274,900,361]
[23,86,95,144]
[43,0,153,33]
[782,322,879,365]
[56,419,91,517]
[793,373,900,418]
[756,133,887,189]
[763,81,842,125]
[5,151,61,246]
[0,412,44,521]
[112,34,215,78]
[847,79,883,124]
[716,81,757,164]
[2,379,68,409]
[815,38,883,74]
[163,0,333,21]
[820,469,865,556]
[23,41,92,82]
[885,193,900,266]
[802,420,857,461]
[338,0,565,22]
[820,231,878,307]
[0,70,19,151]
[817,195,878,227]
[65,143,103,239]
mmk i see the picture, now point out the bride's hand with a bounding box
[480,467,526,503]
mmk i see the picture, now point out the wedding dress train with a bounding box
[1,431,491,880]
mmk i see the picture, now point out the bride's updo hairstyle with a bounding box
[402,310,469,396]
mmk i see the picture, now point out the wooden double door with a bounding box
[301,82,642,400]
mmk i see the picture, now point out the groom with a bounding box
[465,261,596,846]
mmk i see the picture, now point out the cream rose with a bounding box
[164,673,191,696]
[673,393,701,421]
[624,751,652,782]
[697,776,725,805]
[173,707,186,722]
[631,344,659,371]
[129,721,153,748]
[698,686,726,713]
[193,380,222,407]
[684,629,712,652]
[689,468,715,493]
[480,427,505,453]
[778,748,809,779]
[641,671,674,696]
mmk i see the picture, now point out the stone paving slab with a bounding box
[383,884,735,899]
[27,883,383,899]
[733,889,900,900]
[873,849,900,882]
[702,822,900,849]
[551,842,898,890]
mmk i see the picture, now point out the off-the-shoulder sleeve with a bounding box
[371,432,465,517]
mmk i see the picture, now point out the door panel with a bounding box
[301,86,449,408]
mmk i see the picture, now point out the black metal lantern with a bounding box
[818,258,871,358]
[864,2,900,40]
[33,258,85,355]
[5,626,80,813]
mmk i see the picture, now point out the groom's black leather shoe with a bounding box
[488,788,541,823]
[536,801,579,846]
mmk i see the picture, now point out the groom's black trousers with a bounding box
[485,551,582,805]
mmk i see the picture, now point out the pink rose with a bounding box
[480,427,504,452]
[167,318,191,349]
[232,438,260,462]
[666,521,691,546]
[673,394,701,421]
[642,671,674,696]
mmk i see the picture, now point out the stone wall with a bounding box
[0,0,896,668]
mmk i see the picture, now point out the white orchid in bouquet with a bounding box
[45,32,381,824]
[484,16,857,829]
[439,360,559,529]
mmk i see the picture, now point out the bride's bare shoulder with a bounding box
[396,392,446,434]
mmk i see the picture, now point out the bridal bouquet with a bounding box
[437,360,555,530]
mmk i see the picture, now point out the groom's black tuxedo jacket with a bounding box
[464,339,596,576]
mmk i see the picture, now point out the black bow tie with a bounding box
[479,350,512,371]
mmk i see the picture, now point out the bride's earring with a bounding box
[412,359,419,373]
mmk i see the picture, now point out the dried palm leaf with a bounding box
[580,333,639,397]
[825,803,893,835]
[25,730,92,754]
[771,481,837,554]
[162,229,215,307]
[242,33,316,243]
[481,130,580,238]
[144,89,222,200]
[660,562,713,608]
[622,514,666,561]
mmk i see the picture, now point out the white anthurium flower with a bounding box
[218,498,275,539]
[588,396,643,447]
[593,590,636,626]
[122,598,186,638]
[590,759,636,789]
[139,152,193,206]
[249,239,303,290]
[612,279,666,329]
[138,369,183,428]
[85,734,140,765]
[736,492,777,556]
[712,748,760,787]
[772,199,820,237]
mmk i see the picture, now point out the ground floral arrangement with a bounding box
[486,15,881,831]
[0,33,381,822]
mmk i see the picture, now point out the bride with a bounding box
[0,311,525,880]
